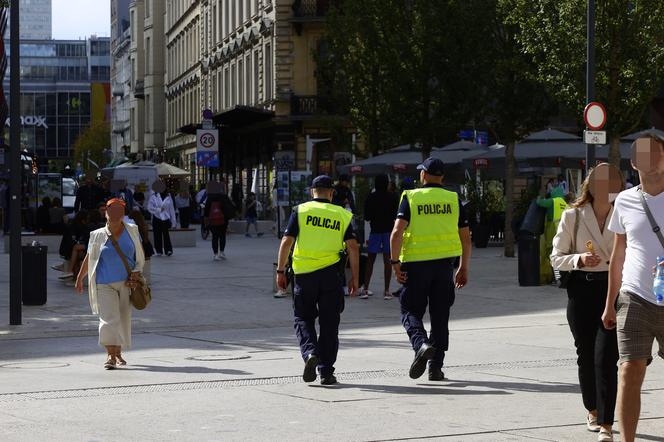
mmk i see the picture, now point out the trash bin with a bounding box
[518,201,546,287]
[22,243,48,305]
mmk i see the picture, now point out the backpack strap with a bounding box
[640,189,664,249]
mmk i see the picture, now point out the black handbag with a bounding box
[558,208,579,289]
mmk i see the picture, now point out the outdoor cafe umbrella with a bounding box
[155,162,189,177]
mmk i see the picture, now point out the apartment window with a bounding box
[253,49,259,104]
[145,37,151,72]
[212,4,217,43]
[245,54,251,104]
[231,0,236,31]
[231,64,236,106]
[224,67,229,109]
[264,42,272,101]
[240,0,245,24]
[146,0,151,18]
[238,60,244,105]
[224,0,229,37]
[217,72,222,108]
[131,10,136,41]
[146,94,151,132]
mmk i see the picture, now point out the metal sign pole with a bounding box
[9,0,22,325]
[585,0,596,175]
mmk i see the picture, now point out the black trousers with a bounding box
[400,258,456,370]
[293,264,344,377]
[178,207,191,228]
[210,223,228,253]
[566,273,618,425]
[152,218,172,254]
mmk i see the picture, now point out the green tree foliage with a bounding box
[480,1,557,257]
[503,0,664,166]
[319,0,487,158]
[72,122,111,173]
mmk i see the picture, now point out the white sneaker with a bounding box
[57,273,74,281]
[213,254,221,261]
[384,291,394,300]
[364,289,374,296]
[274,290,288,298]
[587,414,601,432]
[598,428,613,441]
[219,252,226,260]
[50,263,64,272]
[359,292,369,300]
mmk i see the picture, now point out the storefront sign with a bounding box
[473,158,489,170]
[350,165,363,174]
[392,164,407,172]
[5,115,49,129]
[274,150,295,171]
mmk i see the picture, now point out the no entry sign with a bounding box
[584,102,607,130]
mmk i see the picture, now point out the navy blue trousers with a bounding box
[399,258,456,370]
[293,264,344,377]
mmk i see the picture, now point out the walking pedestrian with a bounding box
[148,180,176,256]
[389,158,471,381]
[74,175,106,213]
[275,175,360,385]
[332,174,356,213]
[204,181,235,260]
[552,163,623,442]
[602,131,664,442]
[175,189,192,228]
[74,198,145,370]
[245,192,263,237]
[361,174,399,300]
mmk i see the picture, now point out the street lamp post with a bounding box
[9,0,21,325]
[585,0,596,174]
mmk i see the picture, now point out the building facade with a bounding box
[6,0,52,40]
[161,0,351,197]
[125,0,167,160]
[3,37,111,169]
[165,0,201,173]
[111,0,131,157]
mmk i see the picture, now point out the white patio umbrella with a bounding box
[156,162,189,177]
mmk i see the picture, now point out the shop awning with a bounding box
[213,105,274,128]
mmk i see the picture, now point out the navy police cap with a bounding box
[417,157,445,176]
[312,175,334,189]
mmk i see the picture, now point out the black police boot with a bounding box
[303,354,319,383]
[409,343,435,379]
[320,374,337,385]
[428,367,445,381]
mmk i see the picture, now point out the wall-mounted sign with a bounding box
[5,116,49,129]
[473,158,489,170]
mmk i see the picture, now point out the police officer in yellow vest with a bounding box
[390,158,472,381]
[276,175,360,385]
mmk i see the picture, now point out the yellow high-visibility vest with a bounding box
[399,187,462,263]
[292,201,353,275]
[553,197,567,223]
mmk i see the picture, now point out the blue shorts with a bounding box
[367,232,390,254]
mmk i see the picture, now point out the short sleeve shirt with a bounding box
[397,184,469,228]
[608,187,664,304]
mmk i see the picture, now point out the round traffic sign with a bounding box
[199,132,216,149]
[584,102,607,130]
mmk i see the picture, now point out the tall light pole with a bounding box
[585,0,596,174]
[9,0,21,325]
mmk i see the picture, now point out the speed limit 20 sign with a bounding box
[196,129,219,151]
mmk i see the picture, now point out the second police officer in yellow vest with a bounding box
[390,158,472,380]
[276,175,360,385]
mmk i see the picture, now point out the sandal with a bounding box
[104,355,117,370]
[116,353,127,366]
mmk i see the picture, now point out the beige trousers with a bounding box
[97,281,132,348]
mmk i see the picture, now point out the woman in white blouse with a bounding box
[148,180,177,256]
[551,163,624,442]
[75,198,145,370]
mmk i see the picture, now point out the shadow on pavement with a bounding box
[636,435,664,442]
[309,383,509,396]
[128,364,252,375]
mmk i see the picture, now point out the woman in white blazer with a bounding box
[75,198,145,370]
[551,163,624,442]
[148,180,177,256]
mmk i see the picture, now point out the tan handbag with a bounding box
[108,233,152,310]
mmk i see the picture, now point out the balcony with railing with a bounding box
[291,0,338,22]
[133,79,145,99]
[290,94,339,117]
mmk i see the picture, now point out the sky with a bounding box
[52,0,110,40]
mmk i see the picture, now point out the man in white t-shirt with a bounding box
[603,131,664,442]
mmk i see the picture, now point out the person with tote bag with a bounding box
[75,198,145,370]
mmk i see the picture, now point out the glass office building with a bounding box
[3,37,110,166]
